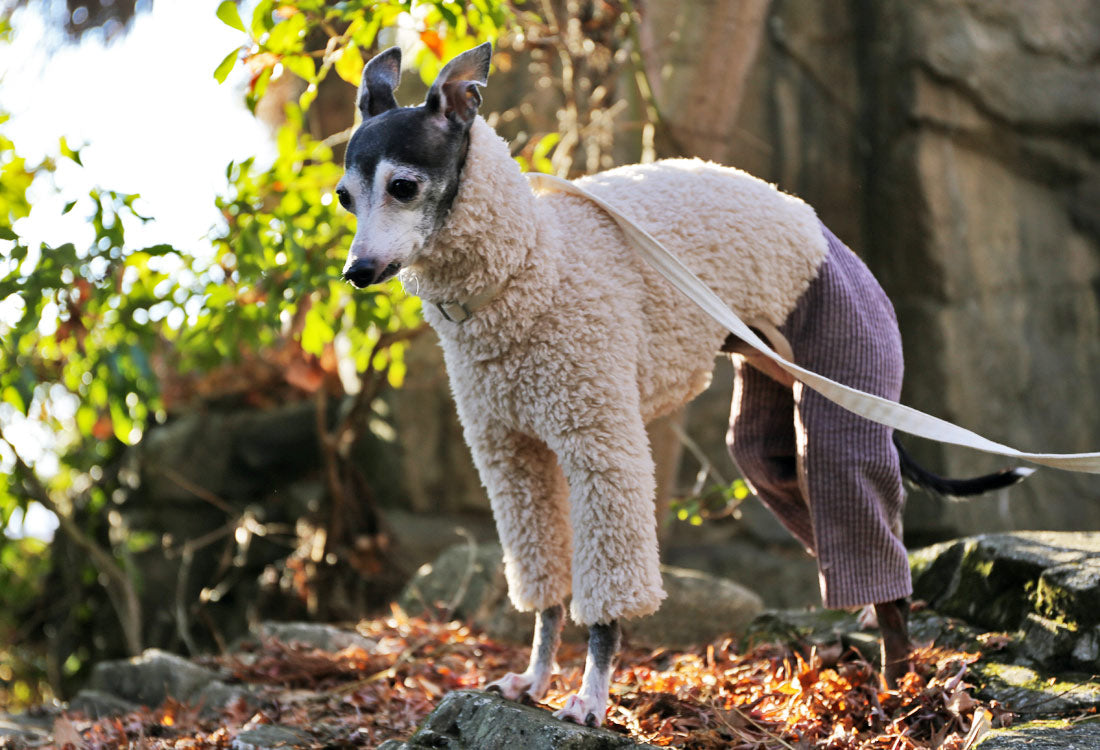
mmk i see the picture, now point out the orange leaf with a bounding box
[92,414,114,441]
[420,30,445,60]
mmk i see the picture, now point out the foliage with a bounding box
[213,0,513,113]
[0,0,520,708]
[671,478,752,527]
[44,611,1007,748]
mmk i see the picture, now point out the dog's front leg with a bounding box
[486,602,565,702]
[553,620,621,727]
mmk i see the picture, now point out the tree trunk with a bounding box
[638,0,771,161]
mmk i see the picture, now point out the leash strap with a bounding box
[527,172,1100,474]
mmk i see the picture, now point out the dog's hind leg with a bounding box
[874,597,913,688]
[486,603,565,702]
[553,620,621,727]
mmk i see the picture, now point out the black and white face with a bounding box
[338,43,491,289]
[337,107,469,287]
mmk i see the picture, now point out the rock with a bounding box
[251,621,377,652]
[976,719,1100,750]
[231,724,313,750]
[911,532,1100,671]
[971,662,1100,716]
[392,689,657,749]
[82,648,254,714]
[68,689,141,718]
[861,0,1100,537]
[193,681,262,718]
[1037,561,1100,630]
[88,649,222,707]
[635,566,763,648]
[399,543,763,648]
[0,711,53,743]
[1019,613,1077,668]
[399,542,511,627]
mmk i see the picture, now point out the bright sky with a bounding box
[1,0,272,252]
[1,0,274,540]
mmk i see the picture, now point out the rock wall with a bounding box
[685,0,1100,541]
[863,0,1100,536]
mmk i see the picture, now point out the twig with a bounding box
[670,420,729,487]
[158,466,236,515]
[321,126,354,149]
[620,0,664,127]
[170,520,237,654]
[720,702,800,750]
[443,528,479,622]
[175,545,201,656]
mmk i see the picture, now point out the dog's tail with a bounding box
[893,434,1035,498]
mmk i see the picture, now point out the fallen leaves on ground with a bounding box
[22,607,1014,749]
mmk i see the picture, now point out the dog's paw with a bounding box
[485,671,550,702]
[553,693,606,728]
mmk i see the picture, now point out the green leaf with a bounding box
[0,225,16,241]
[59,136,83,166]
[282,54,316,82]
[2,385,26,414]
[215,0,246,32]
[213,47,239,84]
[333,43,363,86]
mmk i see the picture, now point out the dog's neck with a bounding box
[404,117,558,335]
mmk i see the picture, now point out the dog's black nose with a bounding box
[343,259,380,288]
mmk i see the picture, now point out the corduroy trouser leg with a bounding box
[728,226,911,609]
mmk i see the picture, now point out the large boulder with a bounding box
[911,532,1100,671]
[399,542,763,648]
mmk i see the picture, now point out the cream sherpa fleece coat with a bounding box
[406,117,827,626]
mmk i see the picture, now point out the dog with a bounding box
[337,42,1031,726]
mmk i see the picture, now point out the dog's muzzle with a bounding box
[343,259,401,288]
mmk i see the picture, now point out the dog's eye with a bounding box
[335,186,351,210]
[388,178,418,202]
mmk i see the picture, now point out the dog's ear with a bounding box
[425,41,492,125]
[359,46,402,119]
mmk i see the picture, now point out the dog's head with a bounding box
[337,42,492,288]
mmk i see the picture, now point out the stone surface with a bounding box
[231,724,313,750]
[976,719,1100,750]
[68,689,141,718]
[251,621,377,652]
[87,649,224,708]
[399,543,763,648]
[0,712,53,743]
[860,0,1100,538]
[390,690,657,750]
[972,662,1100,716]
[911,532,1100,671]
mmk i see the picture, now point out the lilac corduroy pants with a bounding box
[727,225,911,609]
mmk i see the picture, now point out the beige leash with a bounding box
[527,172,1100,474]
